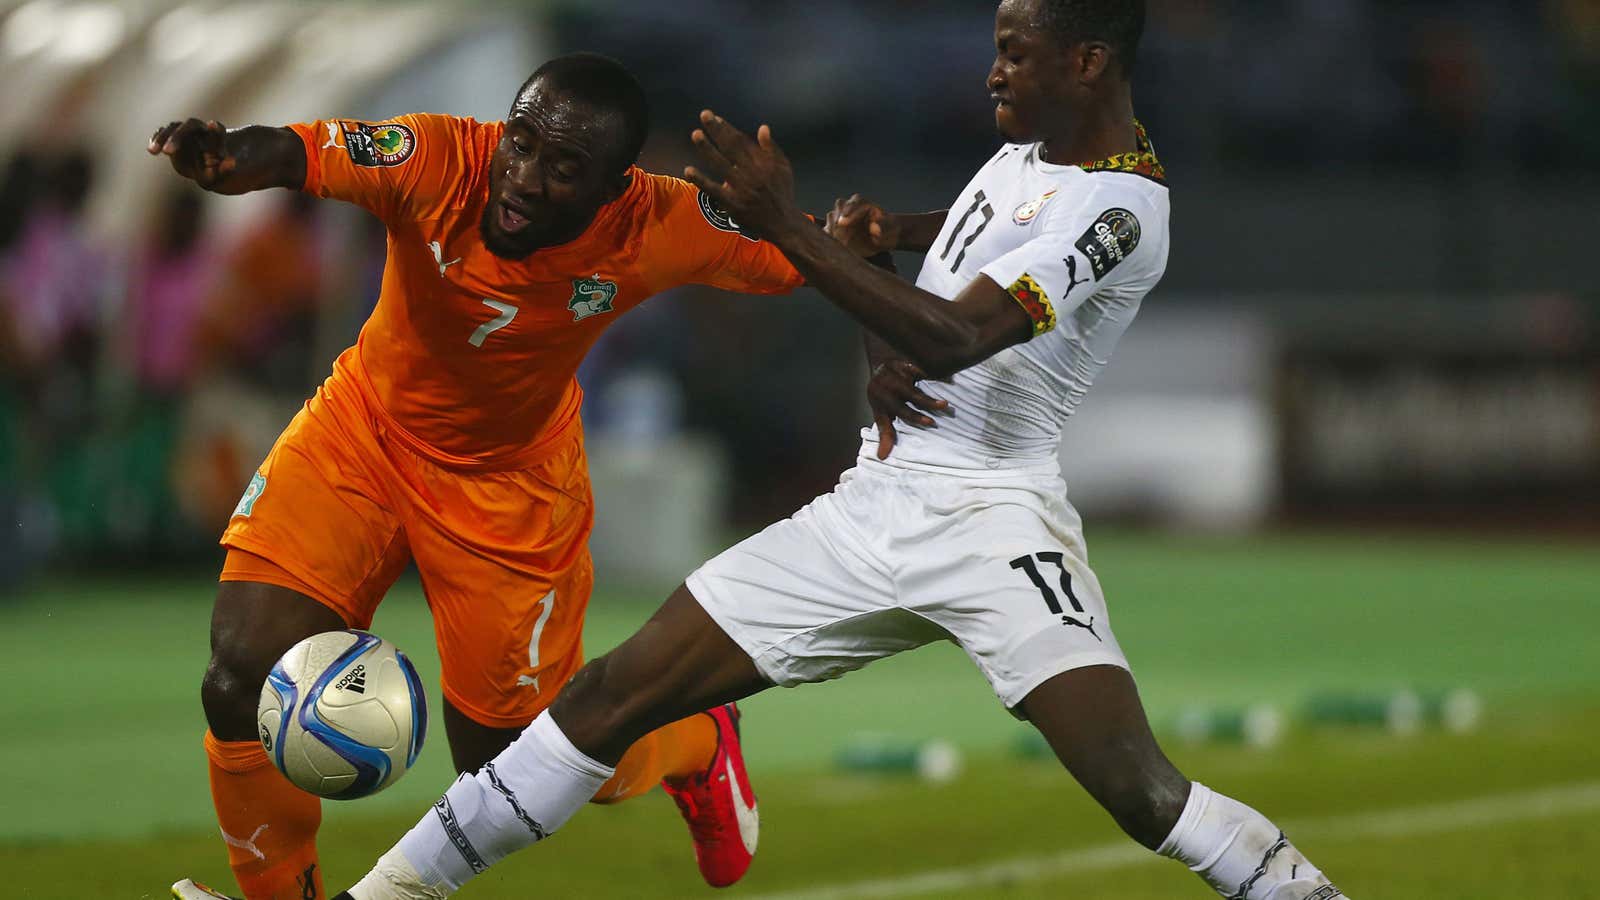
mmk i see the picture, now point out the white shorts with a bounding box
[687,454,1129,712]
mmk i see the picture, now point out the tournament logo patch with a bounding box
[1012,189,1058,225]
[697,189,759,242]
[1005,272,1057,336]
[341,122,415,167]
[1074,208,1141,280]
[568,275,619,322]
[233,472,266,518]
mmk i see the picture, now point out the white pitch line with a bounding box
[750,780,1600,900]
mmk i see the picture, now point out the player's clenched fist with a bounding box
[827,194,901,257]
[146,119,303,195]
[148,118,236,190]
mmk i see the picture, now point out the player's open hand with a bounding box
[148,118,236,190]
[685,110,800,241]
[867,360,950,459]
[827,194,900,257]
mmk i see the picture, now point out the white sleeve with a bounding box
[978,186,1154,337]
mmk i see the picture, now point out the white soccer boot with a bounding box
[171,879,239,900]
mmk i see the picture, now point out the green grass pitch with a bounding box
[2,529,1597,898]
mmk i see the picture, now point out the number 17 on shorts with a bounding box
[1009,551,1103,643]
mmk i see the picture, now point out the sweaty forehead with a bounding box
[509,81,622,152]
[995,0,1049,40]
[996,0,1043,28]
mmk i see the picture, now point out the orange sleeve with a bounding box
[654,176,804,295]
[287,113,467,223]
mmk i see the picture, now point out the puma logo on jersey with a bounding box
[1064,256,1088,295]
[429,241,462,276]
[321,122,343,151]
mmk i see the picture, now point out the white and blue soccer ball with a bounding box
[257,630,427,800]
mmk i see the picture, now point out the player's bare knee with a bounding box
[200,649,264,740]
[204,580,345,740]
[552,655,668,759]
[550,657,634,748]
[201,618,292,738]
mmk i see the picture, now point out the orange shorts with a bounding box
[220,358,594,728]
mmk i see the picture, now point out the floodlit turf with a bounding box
[2,529,1598,897]
[5,704,1600,898]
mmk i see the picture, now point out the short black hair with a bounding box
[518,52,648,173]
[1039,0,1145,76]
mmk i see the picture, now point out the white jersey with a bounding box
[869,128,1171,471]
[689,129,1170,712]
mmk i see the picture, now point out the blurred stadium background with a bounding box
[2,1,1597,897]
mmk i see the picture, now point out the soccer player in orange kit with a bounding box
[150,53,802,900]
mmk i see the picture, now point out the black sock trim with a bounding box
[1229,831,1290,900]
[485,762,549,840]
[433,794,489,874]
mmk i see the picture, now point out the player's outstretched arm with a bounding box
[147,118,306,195]
[828,194,946,255]
[685,110,1029,379]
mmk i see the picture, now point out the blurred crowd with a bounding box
[565,0,1600,174]
[4,0,1597,577]
[0,151,341,577]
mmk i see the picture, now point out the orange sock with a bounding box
[205,731,325,900]
[590,713,719,804]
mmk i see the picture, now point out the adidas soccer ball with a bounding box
[257,630,427,800]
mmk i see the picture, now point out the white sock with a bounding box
[352,711,613,897]
[1157,782,1340,900]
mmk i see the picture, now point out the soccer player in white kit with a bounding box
[335,2,1348,898]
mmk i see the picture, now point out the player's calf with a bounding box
[544,652,667,763]
[1085,760,1190,849]
[1022,665,1191,848]
[1022,668,1344,898]
[194,580,347,900]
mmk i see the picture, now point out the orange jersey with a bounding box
[287,114,802,467]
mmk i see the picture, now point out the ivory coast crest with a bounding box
[569,275,618,322]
